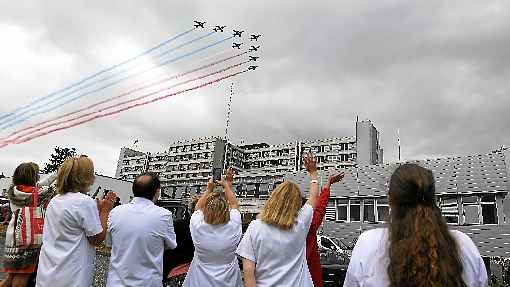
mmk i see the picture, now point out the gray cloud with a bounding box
[1,0,509,176]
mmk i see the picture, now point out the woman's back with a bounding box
[344,228,487,287]
[183,208,243,287]
[236,204,314,287]
[190,209,242,264]
[36,192,102,287]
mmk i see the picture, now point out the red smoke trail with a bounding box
[1,61,248,145]
[0,69,248,148]
[0,52,247,142]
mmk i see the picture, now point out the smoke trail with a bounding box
[0,52,248,141]
[1,60,249,144]
[0,27,196,122]
[0,35,234,131]
[0,69,249,148]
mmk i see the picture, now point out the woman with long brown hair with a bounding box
[344,164,487,287]
[35,156,116,287]
[236,154,319,287]
[1,163,56,287]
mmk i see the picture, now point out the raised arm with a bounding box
[196,179,214,211]
[309,172,345,233]
[38,172,57,187]
[88,191,116,246]
[304,154,319,209]
[217,168,239,210]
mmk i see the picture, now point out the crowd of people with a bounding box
[0,154,488,287]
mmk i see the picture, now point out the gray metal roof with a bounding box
[285,151,509,198]
[321,221,510,258]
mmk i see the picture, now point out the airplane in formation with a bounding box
[249,56,259,62]
[249,45,260,52]
[232,43,242,49]
[248,65,258,70]
[250,34,261,41]
[194,21,206,28]
[233,30,244,37]
[213,25,226,32]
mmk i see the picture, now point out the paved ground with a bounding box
[91,252,110,287]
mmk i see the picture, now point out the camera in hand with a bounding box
[212,168,222,181]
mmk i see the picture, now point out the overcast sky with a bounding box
[0,0,509,176]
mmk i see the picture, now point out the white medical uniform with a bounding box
[343,228,488,287]
[236,204,314,287]
[183,209,243,287]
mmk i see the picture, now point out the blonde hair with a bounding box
[13,162,40,186]
[57,156,95,194]
[261,181,302,230]
[203,192,230,225]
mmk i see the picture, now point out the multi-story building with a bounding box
[356,119,384,165]
[115,120,383,200]
[116,137,226,198]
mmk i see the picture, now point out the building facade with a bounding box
[115,120,383,199]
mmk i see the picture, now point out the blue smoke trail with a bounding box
[0,31,216,128]
[0,36,234,131]
[0,27,196,122]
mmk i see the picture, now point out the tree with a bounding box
[43,147,77,173]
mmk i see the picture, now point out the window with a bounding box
[463,205,480,224]
[350,199,361,222]
[439,196,459,225]
[376,198,389,222]
[462,196,479,225]
[363,199,375,222]
[336,199,348,221]
[482,205,497,224]
[481,194,497,224]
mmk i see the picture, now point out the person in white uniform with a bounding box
[106,172,177,287]
[183,168,242,287]
[236,154,319,287]
[36,156,117,287]
[344,163,488,287]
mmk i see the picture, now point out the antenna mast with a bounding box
[225,82,234,141]
[223,82,234,172]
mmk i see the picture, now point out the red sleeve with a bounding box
[309,186,330,234]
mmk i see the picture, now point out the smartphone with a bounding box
[212,168,222,181]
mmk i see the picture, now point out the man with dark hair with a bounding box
[106,172,177,287]
[132,172,161,200]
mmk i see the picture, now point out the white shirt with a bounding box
[106,197,177,287]
[36,192,102,287]
[343,228,488,287]
[183,209,243,287]
[236,204,314,287]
